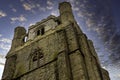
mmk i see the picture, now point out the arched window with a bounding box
[29,47,44,70]
[32,48,44,62]
[36,25,45,36]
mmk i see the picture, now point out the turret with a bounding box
[11,26,26,50]
[59,2,75,23]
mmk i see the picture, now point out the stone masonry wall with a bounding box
[2,22,110,80]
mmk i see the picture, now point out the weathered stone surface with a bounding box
[2,1,110,80]
[2,55,17,80]
[70,50,87,80]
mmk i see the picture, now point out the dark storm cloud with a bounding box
[60,0,120,64]
[71,0,120,64]
[107,32,120,62]
[71,1,120,79]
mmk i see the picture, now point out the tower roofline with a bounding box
[59,1,72,9]
[28,15,57,30]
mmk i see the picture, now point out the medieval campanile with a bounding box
[2,2,110,80]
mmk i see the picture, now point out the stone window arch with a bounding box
[29,47,44,70]
[32,48,44,62]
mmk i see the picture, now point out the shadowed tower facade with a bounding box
[2,2,110,80]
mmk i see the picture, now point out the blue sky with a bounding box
[0,0,120,79]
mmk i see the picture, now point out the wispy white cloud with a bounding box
[46,6,53,10]
[21,0,55,13]
[47,0,54,6]
[10,15,27,23]
[77,11,84,18]
[22,3,35,11]
[36,4,44,11]
[73,7,79,11]
[12,8,17,12]
[22,2,45,13]
[0,43,11,51]
[39,7,46,12]
[0,10,7,18]
[46,0,54,10]
[0,38,11,44]
[66,0,75,3]
[9,5,17,13]
[0,37,11,51]
[29,23,35,26]
[51,10,59,16]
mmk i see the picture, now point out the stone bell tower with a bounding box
[2,2,110,80]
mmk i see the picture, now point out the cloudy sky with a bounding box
[0,0,120,79]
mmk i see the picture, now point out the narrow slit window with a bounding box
[37,30,40,36]
[41,28,44,35]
